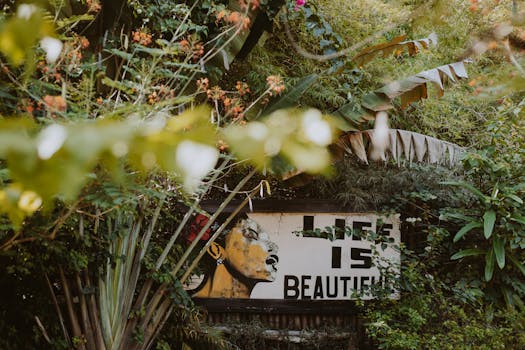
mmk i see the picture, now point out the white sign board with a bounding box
[192,212,400,300]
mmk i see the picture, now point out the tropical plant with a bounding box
[443,115,525,306]
[0,1,338,349]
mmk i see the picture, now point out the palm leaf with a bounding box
[353,33,438,66]
[335,61,469,128]
[371,61,468,111]
[338,129,464,167]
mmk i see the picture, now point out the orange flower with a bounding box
[266,75,285,96]
[207,86,225,101]
[86,0,102,13]
[235,81,250,96]
[226,11,251,30]
[132,30,153,46]
[80,37,90,49]
[43,95,67,113]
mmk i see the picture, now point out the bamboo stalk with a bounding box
[130,169,257,346]
[76,273,96,350]
[45,273,72,348]
[139,298,172,350]
[59,267,86,350]
[155,159,229,270]
[122,161,230,346]
[34,315,52,344]
[83,271,106,350]
[139,197,164,260]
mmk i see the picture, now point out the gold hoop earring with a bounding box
[207,242,226,265]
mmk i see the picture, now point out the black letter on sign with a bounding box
[284,276,299,299]
[351,248,372,268]
[352,221,372,240]
[376,223,393,244]
[332,246,342,268]
[301,275,312,299]
[313,276,323,299]
[302,216,315,237]
[335,218,346,240]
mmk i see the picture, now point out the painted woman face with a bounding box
[224,218,279,281]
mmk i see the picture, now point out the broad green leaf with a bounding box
[361,92,393,112]
[485,249,495,281]
[506,194,523,204]
[483,210,496,239]
[508,254,525,277]
[451,248,485,260]
[440,212,474,222]
[510,214,525,225]
[510,183,525,192]
[441,181,487,201]
[453,221,482,242]
[493,236,505,269]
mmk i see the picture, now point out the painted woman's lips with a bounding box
[266,254,279,267]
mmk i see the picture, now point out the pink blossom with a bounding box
[295,0,306,11]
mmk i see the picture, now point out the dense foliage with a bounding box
[0,0,524,349]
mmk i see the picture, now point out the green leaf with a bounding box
[361,92,393,112]
[453,221,482,242]
[508,254,525,277]
[493,236,505,269]
[264,74,318,115]
[451,248,484,260]
[510,214,525,225]
[501,287,514,307]
[506,194,523,204]
[441,181,487,201]
[440,212,475,222]
[332,105,369,131]
[483,210,496,239]
[485,249,495,281]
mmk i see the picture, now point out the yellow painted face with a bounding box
[224,218,279,281]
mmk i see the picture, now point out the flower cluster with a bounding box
[179,39,205,61]
[43,95,67,113]
[148,85,176,104]
[216,10,251,30]
[201,80,255,120]
[266,75,285,96]
[132,30,153,46]
[235,81,250,96]
[295,0,306,11]
[86,0,102,13]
